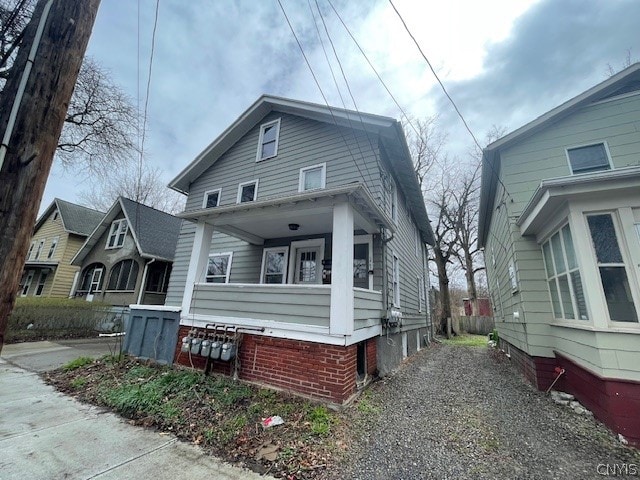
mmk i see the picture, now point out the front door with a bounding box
[294,247,321,284]
[86,268,103,302]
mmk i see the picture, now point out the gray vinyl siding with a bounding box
[354,289,383,329]
[486,92,640,358]
[185,112,382,212]
[190,284,330,327]
[167,108,429,331]
[164,221,261,307]
[383,178,429,329]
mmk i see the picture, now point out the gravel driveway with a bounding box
[327,342,640,480]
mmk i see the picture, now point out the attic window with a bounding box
[567,143,611,174]
[203,189,221,208]
[52,210,59,221]
[256,118,281,162]
[299,163,326,192]
[106,218,127,249]
[237,180,258,203]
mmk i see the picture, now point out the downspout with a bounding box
[0,0,54,172]
[381,227,394,329]
[137,258,155,305]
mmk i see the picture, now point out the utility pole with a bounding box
[0,0,101,354]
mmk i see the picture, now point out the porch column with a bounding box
[330,202,354,335]
[181,221,214,317]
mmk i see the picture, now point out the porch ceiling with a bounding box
[178,184,394,244]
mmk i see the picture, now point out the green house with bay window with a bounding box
[478,63,640,446]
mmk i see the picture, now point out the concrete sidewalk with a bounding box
[0,344,270,480]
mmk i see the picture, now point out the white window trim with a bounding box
[106,218,128,249]
[585,211,640,326]
[202,188,222,208]
[27,241,35,260]
[508,260,519,293]
[34,239,45,260]
[418,276,425,312]
[47,236,59,260]
[21,270,35,297]
[354,234,374,290]
[390,184,398,223]
[392,252,400,307]
[260,246,289,284]
[236,179,259,204]
[298,163,327,192]
[35,272,48,297]
[256,118,281,162]
[206,252,233,284]
[287,238,325,285]
[565,141,613,175]
[52,210,59,221]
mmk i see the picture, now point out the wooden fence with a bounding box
[459,316,495,335]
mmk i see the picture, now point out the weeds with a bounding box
[440,334,487,347]
[309,406,331,435]
[70,377,88,389]
[63,356,94,371]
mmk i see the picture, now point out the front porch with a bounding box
[178,184,393,346]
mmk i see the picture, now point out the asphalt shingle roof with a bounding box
[56,199,104,236]
[120,197,182,260]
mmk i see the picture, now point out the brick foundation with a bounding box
[500,338,640,447]
[174,325,377,404]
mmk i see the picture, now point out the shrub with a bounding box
[7,297,121,342]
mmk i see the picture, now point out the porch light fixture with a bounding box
[288,223,300,231]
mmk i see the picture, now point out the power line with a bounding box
[276,0,378,201]
[310,0,382,198]
[387,0,511,199]
[326,0,421,141]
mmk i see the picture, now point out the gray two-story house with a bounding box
[163,95,434,403]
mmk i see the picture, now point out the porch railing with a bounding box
[190,283,331,328]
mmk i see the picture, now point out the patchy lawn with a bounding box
[439,333,487,347]
[44,356,348,479]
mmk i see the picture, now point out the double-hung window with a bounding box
[256,118,281,161]
[237,180,258,203]
[203,189,221,208]
[567,143,611,174]
[34,239,45,260]
[587,213,638,322]
[392,254,400,307]
[107,219,127,249]
[27,241,35,260]
[299,163,326,192]
[206,253,233,283]
[542,224,588,320]
[35,272,48,296]
[260,247,288,284]
[47,236,59,259]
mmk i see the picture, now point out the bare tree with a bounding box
[404,115,447,190]
[606,49,636,76]
[405,117,459,335]
[79,163,185,214]
[0,0,138,174]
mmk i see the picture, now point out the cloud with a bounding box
[432,0,640,155]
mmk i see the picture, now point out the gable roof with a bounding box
[35,198,104,236]
[169,95,434,245]
[478,62,640,247]
[71,197,182,265]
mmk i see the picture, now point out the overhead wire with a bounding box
[309,0,383,201]
[276,0,379,207]
[387,0,512,201]
[326,0,421,140]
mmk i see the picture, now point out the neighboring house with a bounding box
[159,95,434,404]
[70,197,182,307]
[479,63,640,446]
[19,199,103,298]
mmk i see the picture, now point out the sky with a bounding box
[40,0,640,213]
